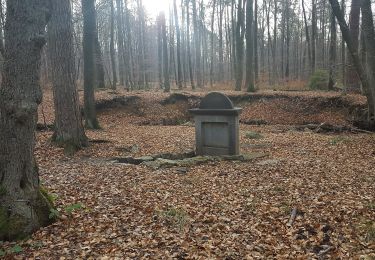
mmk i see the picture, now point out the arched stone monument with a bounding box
[189,92,242,156]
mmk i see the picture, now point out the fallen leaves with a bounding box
[1,89,373,258]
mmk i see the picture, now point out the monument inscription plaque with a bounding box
[189,92,242,156]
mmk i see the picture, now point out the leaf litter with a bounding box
[1,89,374,259]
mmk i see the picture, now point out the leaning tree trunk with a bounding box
[329,0,375,129]
[82,0,100,129]
[0,0,53,241]
[48,0,88,155]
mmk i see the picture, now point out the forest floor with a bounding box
[1,89,375,259]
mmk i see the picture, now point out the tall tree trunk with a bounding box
[285,4,290,78]
[346,0,361,91]
[48,0,88,154]
[94,39,105,89]
[235,0,245,91]
[174,0,183,89]
[218,0,224,81]
[209,0,217,87]
[302,0,312,72]
[192,0,203,87]
[82,0,100,129]
[328,8,337,90]
[161,12,170,92]
[359,0,375,127]
[110,0,117,89]
[245,0,255,92]
[0,0,53,241]
[254,0,259,82]
[116,0,125,86]
[312,0,317,72]
[157,15,163,88]
[329,0,375,128]
[186,1,195,89]
[341,0,346,85]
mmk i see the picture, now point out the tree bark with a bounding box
[116,0,125,86]
[329,0,374,128]
[161,12,170,92]
[0,0,53,241]
[186,1,195,89]
[48,0,88,154]
[346,0,361,91]
[110,0,117,89]
[192,0,203,88]
[235,0,245,91]
[245,0,255,92]
[174,0,183,89]
[209,0,217,87]
[328,8,337,90]
[82,0,100,129]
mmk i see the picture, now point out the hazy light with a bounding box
[143,0,171,18]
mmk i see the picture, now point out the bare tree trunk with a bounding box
[82,0,100,129]
[218,0,224,81]
[360,0,375,127]
[192,0,203,87]
[174,0,183,89]
[254,0,259,82]
[110,0,117,89]
[245,0,255,92]
[302,0,312,72]
[312,0,317,72]
[115,0,125,86]
[157,15,163,88]
[161,12,170,92]
[329,0,374,128]
[0,0,53,241]
[328,8,337,90]
[235,0,245,91]
[209,0,217,87]
[186,1,195,89]
[346,0,361,91]
[94,39,105,89]
[48,0,88,154]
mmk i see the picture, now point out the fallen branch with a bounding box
[294,122,374,134]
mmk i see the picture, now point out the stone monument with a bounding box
[189,92,242,156]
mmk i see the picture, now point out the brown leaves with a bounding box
[2,89,372,258]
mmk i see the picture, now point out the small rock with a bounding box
[176,167,188,174]
[257,159,281,166]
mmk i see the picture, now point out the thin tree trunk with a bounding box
[192,0,203,87]
[110,0,117,89]
[116,0,125,86]
[174,0,183,89]
[209,0,217,87]
[245,0,255,92]
[186,1,195,89]
[328,8,337,90]
[161,12,170,92]
[0,0,53,241]
[235,0,245,91]
[254,0,259,82]
[48,0,88,154]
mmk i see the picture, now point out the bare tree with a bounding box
[0,0,53,241]
[82,0,100,129]
[48,0,88,154]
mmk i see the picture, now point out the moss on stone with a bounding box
[39,187,55,206]
[0,186,6,196]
